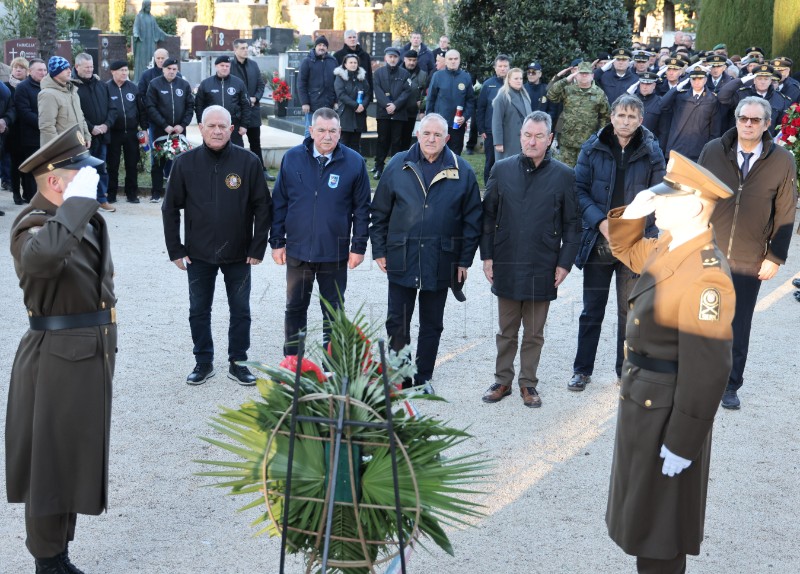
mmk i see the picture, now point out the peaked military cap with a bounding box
[19,125,104,177]
[665,57,685,69]
[707,55,727,66]
[688,67,707,79]
[638,71,658,83]
[612,48,632,59]
[745,46,765,57]
[650,152,733,203]
[633,51,650,62]
[770,57,793,70]
[753,64,775,76]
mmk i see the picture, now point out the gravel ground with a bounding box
[1,199,799,573]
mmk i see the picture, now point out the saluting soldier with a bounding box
[770,57,800,103]
[595,48,639,109]
[656,57,686,96]
[7,125,115,574]
[659,67,722,160]
[718,63,791,135]
[605,152,736,574]
[705,54,732,94]
[630,71,662,135]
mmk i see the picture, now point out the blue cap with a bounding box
[48,56,71,77]
[570,58,583,67]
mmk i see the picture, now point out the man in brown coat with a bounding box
[8,125,114,574]
[605,152,736,573]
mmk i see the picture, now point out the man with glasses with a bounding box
[370,113,482,394]
[698,96,797,410]
[718,64,791,134]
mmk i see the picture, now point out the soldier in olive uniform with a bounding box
[547,61,611,167]
[8,125,115,574]
[605,152,735,574]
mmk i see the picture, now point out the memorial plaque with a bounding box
[70,29,100,69]
[269,28,295,55]
[286,51,305,70]
[190,26,240,57]
[97,35,127,81]
[4,38,40,65]
[359,32,392,59]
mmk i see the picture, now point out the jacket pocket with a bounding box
[386,233,408,273]
[623,370,676,410]
[49,332,97,362]
[438,237,459,281]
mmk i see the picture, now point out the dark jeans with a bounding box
[151,156,172,195]
[107,129,140,201]
[400,117,417,152]
[88,139,109,203]
[386,282,449,385]
[728,272,762,391]
[573,249,638,378]
[231,129,244,148]
[447,125,466,156]
[375,119,404,169]
[187,259,251,363]
[340,131,363,155]
[11,144,38,201]
[483,132,495,185]
[284,256,348,356]
[243,125,265,167]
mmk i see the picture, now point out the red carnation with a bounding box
[782,114,790,125]
[784,126,798,137]
[279,355,327,383]
[792,117,800,128]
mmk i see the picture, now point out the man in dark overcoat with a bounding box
[605,152,736,573]
[8,125,115,574]
[479,110,579,408]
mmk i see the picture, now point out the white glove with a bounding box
[677,78,690,90]
[621,189,656,219]
[602,60,614,72]
[626,81,640,95]
[657,65,668,77]
[660,444,692,477]
[741,73,756,83]
[686,61,702,72]
[63,166,99,201]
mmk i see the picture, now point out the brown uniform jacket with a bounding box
[7,194,116,517]
[605,209,734,559]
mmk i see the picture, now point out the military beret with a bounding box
[19,125,104,177]
[571,58,583,67]
[109,60,128,71]
[384,46,400,57]
[712,43,727,51]
[707,55,727,66]
[162,58,178,68]
[214,55,232,65]
[596,52,610,61]
[745,46,765,57]
[753,64,775,76]
[638,72,658,83]
[404,49,418,59]
[770,57,793,70]
[665,58,685,69]
[612,48,632,59]
[649,151,734,203]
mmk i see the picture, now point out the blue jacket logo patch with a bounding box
[328,174,339,188]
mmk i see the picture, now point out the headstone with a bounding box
[4,38,40,65]
[358,32,392,59]
[156,35,181,65]
[70,29,100,69]
[97,35,127,81]
[190,26,240,57]
[56,41,73,62]
[252,27,295,55]
[298,35,313,51]
[286,51,305,70]
[313,30,344,52]
[284,67,303,115]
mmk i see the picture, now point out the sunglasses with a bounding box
[736,116,765,125]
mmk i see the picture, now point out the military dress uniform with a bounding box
[8,126,115,571]
[605,153,735,573]
[717,64,791,135]
[659,75,721,160]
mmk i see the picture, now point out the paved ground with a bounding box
[0,198,799,573]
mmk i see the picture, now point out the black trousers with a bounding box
[447,125,466,156]
[728,272,762,391]
[243,125,265,167]
[107,129,140,201]
[636,554,686,573]
[231,129,244,148]
[482,132,495,185]
[11,143,38,202]
[466,115,478,150]
[284,256,348,356]
[340,131,363,155]
[386,282,449,385]
[375,119,404,169]
[25,506,76,559]
[400,117,417,152]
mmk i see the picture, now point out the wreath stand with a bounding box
[269,333,413,574]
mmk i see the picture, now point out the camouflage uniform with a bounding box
[547,77,610,167]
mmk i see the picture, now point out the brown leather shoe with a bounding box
[521,386,541,408]
[98,202,116,212]
[482,383,512,403]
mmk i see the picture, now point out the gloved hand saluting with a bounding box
[622,189,656,220]
[63,166,100,201]
[660,444,692,477]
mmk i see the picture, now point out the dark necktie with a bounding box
[740,151,754,180]
[317,155,328,168]
[694,93,700,101]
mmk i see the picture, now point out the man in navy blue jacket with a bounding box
[298,36,338,137]
[426,50,475,156]
[270,107,371,356]
[476,54,510,184]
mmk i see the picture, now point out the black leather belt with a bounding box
[29,309,115,331]
[626,349,679,374]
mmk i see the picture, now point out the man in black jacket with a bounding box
[162,105,272,385]
[399,50,427,152]
[107,60,148,203]
[11,58,45,204]
[372,47,410,179]
[231,39,271,179]
[195,55,250,147]
[333,30,374,97]
[0,79,14,215]
[480,111,579,408]
[146,59,194,202]
[74,53,117,210]
[298,36,338,137]
[698,96,797,410]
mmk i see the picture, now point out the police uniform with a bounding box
[704,54,732,94]
[656,58,686,96]
[634,72,662,135]
[659,67,721,160]
[717,63,791,135]
[771,57,800,103]
[8,125,115,572]
[605,152,736,573]
[595,48,639,106]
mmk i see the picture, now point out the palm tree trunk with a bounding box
[38,0,58,60]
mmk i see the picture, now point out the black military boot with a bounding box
[60,544,86,574]
[34,555,69,574]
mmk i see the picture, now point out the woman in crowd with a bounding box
[492,67,532,160]
[333,53,372,154]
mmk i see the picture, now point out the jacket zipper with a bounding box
[115,84,127,134]
[170,82,175,125]
[404,164,428,290]
[220,77,226,110]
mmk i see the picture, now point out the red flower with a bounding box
[781,131,790,142]
[785,126,798,137]
[782,114,790,126]
[791,103,799,111]
[792,118,800,128]
[279,355,327,383]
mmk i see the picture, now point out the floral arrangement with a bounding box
[248,38,271,58]
[777,102,800,180]
[269,72,292,104]
[198,305,488,574]
[151,134,193,163]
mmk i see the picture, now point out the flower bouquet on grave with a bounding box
[197,303,489,574]
[151,134,193,163]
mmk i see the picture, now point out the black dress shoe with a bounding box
[60,545,86,574]
[228,362,257,385]
[792,278,800,289]
[35,555,69,574]
[127,196,141,204]
[14,196,24,205]
[794,290,800,302]
[187,362,215,385]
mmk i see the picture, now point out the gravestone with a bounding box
[98,35,127,81]
[358,32,392,59]
[56,41,73,62]
[252,27,295,55]
[190,26,240,57]
[284,67,303,116]
[4,38,39,65]
[312,30,344,52]
[70,29,100,69]
[156,35,181,64]
[286,50,305,70]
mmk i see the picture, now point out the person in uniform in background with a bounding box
[425,50,475,156]
[705,54,732,94]
[658,67,721,160]
[771,57,800,103]
[194,55,250,148]
[106,60,148,204]
[630,71,662,134]
[162,105,272,386]
[8,125,114,574]
[605,152,735,574]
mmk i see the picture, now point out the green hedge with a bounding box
[772,0,800,66]
[696,0,774,56]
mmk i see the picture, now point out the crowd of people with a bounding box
[3,27,799,574]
